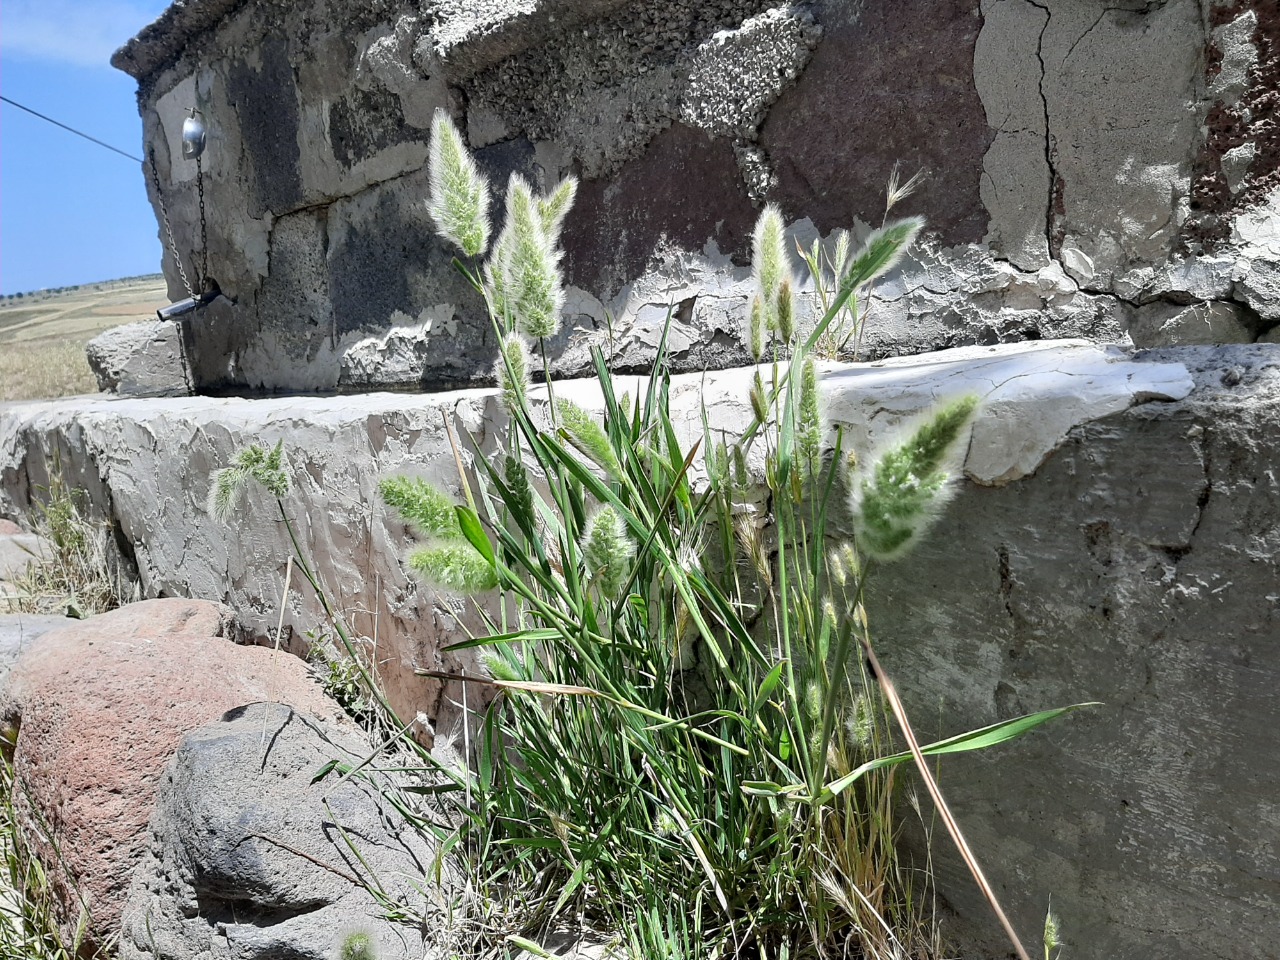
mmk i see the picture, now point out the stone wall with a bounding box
[114,0,1279,394]
[3,340,1279,958]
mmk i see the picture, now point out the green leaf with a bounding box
[455,504,496,566]
[752,662,786,717]
[819,702,1099,802]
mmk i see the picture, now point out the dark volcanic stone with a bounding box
[761,0,993,243]
[225,36,304,217]
[563,122,758,298]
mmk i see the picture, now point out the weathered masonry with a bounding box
[114,0,1279,394]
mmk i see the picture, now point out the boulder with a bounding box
[120,702,442,960]
[0,529,47,579]
[0,598,350,950]
[1128,300,1259,347]
[85,320,189,398]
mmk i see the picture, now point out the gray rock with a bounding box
[0,532,47,580]
[119,702,445,960]
[3,337,1279,960]
[1128,300,1258,347]
[866,343,1280,960]
[85,321,190,397]
[0,614,70,684]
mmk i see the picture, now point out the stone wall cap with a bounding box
[112,0,246,81]
[112,0,640,82]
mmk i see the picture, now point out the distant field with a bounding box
[0,276,169,402]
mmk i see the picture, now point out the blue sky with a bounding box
[1,0,171,294]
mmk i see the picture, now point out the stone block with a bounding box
[0,599,351,950]
[85,320,190,397]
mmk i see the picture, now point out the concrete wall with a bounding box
[114,0,1279,394]
[3,341,1279,958]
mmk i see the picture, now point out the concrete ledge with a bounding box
[2,340,1278,959]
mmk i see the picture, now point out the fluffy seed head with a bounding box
[748,294,767,362]
[505,175,564,339]
[555,397,622,478]
[752,204,788,322]
[426,110,491,258]
[407,540,498,594]
[848,395,979,562]
[581,506,636,598]
[495,332,530,415]
[796,356,823,475]
[749,370,769,424]
[340,931,377,960]
[538,177,578,247]
[776,276,796,344]
[379,476,460,540]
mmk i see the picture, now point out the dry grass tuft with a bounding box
[0,340,99,403]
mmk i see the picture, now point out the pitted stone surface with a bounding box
[0,599,349,950]
[119,703,442,960]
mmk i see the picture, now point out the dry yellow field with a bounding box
[0,277,169,402]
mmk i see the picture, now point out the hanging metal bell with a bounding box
[181,113,206,160]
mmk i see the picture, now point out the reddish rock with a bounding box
[0,598,348,950]
[0,519,22,535]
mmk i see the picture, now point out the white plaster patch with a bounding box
[1208,11,1258,107]
[818,340,1195,487]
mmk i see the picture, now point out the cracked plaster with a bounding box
[111,0,1279,396]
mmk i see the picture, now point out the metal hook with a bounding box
[181,109,206,161]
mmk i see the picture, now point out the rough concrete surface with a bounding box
[107,0,1280,395]
[3,341,1279,957]
[863,344,1280,960]
[120,702,443,960]
[85,320,190,397]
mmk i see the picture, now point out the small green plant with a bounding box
[339,929,378,960]
[3,463,135,618]
[204,114,1086,960]
[0,735,109,960]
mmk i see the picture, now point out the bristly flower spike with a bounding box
[426,110,491,258]
[495,332,530,415]
[538,177,578,248]
[752,204,788,331]
[581,506,636,599]
[749,294,767,362]
[848,395,979,562]
[505,174,565,340]
[796,356,823,474]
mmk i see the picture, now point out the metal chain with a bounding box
[148,148,196,299]
[196,154,208,291]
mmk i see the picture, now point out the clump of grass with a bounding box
[0,735,110,960]
[356,116,1087,960]
[3,466,135,618]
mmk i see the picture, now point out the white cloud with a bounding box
[0,0,169,69]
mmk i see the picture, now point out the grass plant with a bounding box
[363,112,1086,959]
[202,115,1088,960]
[3,465,135,618]
[0,735,111,960]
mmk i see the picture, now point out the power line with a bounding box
[0,94,143,164]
